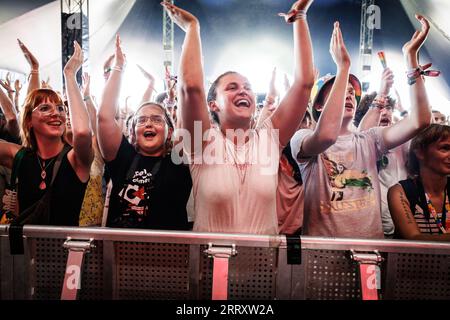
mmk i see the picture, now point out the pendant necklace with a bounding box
[37,155,56,190]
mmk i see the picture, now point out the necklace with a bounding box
[424,191,449,234]
[223,134,252,185]
[37,155,56,190]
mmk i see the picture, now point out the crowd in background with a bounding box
[1,0,449,241]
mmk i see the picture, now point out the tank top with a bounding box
[17,147,88,226]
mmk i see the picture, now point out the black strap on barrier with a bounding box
[286,235,301,265]
[8,225,24,255]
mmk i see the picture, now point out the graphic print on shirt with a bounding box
[117,168,153,226]
[320,153,375,213]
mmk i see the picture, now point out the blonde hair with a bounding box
[20,89,65,150]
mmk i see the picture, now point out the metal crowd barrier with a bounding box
[0,225,449,300]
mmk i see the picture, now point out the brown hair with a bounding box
[20,89,65,150]
[207,71,240,125]
[408,124,450,176]
[129,102,174,155]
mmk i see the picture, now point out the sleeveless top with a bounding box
[17,148,88,226]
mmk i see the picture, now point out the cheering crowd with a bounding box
[1,0,449,241]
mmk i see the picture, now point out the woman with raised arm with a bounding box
[0,41,93,226]
[97,35,191,230]
[388,124,450,241]
[162,0,314,234]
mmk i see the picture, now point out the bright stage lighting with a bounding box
[210,37,293,97]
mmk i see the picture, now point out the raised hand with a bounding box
[329,22,351,69]
[283,74,291,92]
[14,79,22,93]
[137,64,155,83]
[291,0,314,12]
[82,72,91,97]
[402,14,430,56]
[17,39,39,70]
[41,77,52,89]
[161,1,199,32]
[113,35,126,69]
[0,73,14,93]
[64,41,84,76]
[379,68,394,96]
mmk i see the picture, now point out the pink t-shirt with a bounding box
[187,119,281,234]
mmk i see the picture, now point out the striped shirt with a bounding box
[413,204,443,235]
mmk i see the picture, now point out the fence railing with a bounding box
[1,225,449,300]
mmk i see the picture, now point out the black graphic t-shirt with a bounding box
[106,136,192,230]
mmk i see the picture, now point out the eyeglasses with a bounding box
[32,104,66,117]
[135,115,165,127]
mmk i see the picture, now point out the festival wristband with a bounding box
[407,63,440,85]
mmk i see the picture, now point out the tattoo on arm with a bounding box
[399,191,414,224]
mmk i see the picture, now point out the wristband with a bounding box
[400,110,408,117]
[278,9,307,24]
[111,66,123,73]
[83,96,91,102]
[406,63,440,85]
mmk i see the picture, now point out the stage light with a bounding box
[210,37,293,96]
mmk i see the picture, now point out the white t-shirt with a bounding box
[378,143,409,236]
[188,119,281,234]
[291,127,387,239]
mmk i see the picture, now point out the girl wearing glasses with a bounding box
[0,42,93,226]
[97,35,192,230]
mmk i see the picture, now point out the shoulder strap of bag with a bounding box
[10,147,27,190]
[48,144,72,187]
[399,179,421,214]
[125,154,141,181]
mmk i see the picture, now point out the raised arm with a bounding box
[0,83,20,140]
[97,35,126,161]
[358,68,395,131]
[14,79,22,113]
[17,39,40,94]
[273,0,315,146]
[256,67,279,128]
[388,184,450,241]
[63,41,93,178]
[137,64,156,104]
[382,15,432,150]
[162,2,210,141]
[299,22,351,157]
[81,72,98,134]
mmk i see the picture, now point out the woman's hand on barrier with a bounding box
[161,1,199,32]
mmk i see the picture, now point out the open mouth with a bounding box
[234,99,251,108]
[345,102,354,110]
[379,119,390,126]
[143,131,157,138]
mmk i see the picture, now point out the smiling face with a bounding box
[417,136,450,176]
[208,72,256,128]
[132,104,173,157]
[20,89,66,149]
